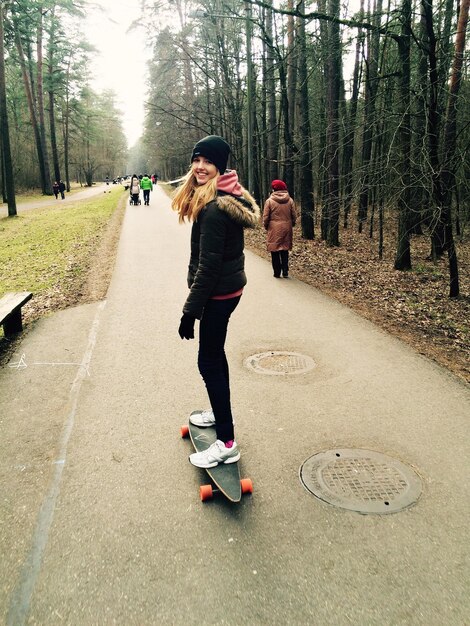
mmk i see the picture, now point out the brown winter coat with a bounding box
[263,190,297,252]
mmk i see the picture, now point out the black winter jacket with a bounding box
[183,190,260,319]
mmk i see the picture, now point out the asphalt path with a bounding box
[1,185,469,625]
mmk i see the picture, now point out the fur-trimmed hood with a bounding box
[270,189,291,204]
[215,190,260,229]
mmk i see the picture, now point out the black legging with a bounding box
[271,250,289,277]
[198,296,241,442]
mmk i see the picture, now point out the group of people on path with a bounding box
[52,181,66,200]
[130,173,157,206]
[173,134,297,470]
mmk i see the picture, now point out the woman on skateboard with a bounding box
[173,135,260,468]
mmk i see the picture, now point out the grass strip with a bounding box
[0,188,122,295]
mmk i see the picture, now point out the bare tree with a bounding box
[393,0,412,271]
[325,0,341,246]
[264,0,278,184]
[285,0,297,195]
[357,0,382,233]
[341,0,364,229]
[296,0,314,239]
[0,0,16,215]
[35,3,52,193]
[429,0,469,296]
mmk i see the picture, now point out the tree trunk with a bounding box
[357,0,382,232]
[245,1,256,196]
[260,20,268,197]
[36,5,52,194]
[317,0,330,241]
[174,0,195,101]
[285,0,296,196]
[0,140,6,202]
[393,0,412,271]
[437,0,455,114]
[278,55,293,193]
[410,1,432,236]
[326,0,341,246]
[422,0,444,258]
[342,0,364,228]
[0,3,16,216]
[438,0,468,297]
[63,57,71,191]
[47,6,61,183]
[265,0,278,183]
[297,0,314,239]
[13,19,48,194]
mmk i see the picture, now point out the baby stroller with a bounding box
[129,192,141,205]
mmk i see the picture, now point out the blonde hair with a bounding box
[172,168,220,223]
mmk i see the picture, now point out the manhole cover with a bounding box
[300,449,422,514]
[245,351,315,375]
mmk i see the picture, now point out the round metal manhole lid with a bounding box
[300,449,422,514]
[244,351,316,375]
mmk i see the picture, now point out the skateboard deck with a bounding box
[181,418,253,502]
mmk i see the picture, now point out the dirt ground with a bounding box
[2,197,468,384]
[246,217,469,384]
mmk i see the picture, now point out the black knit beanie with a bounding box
[191,135,231,174]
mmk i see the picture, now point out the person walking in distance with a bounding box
[52,181,59,199]
[172,135,260,468]
[263,179,297,278]
[140,173,152,205]
[130,174,140,205]
[58,180,66,200]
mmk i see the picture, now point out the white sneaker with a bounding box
[189,409,215,428]
[189,440,240,468]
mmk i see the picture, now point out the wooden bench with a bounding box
[0,292,33,337]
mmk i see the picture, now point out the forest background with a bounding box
[0,0,468,381]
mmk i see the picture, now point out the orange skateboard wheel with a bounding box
[200,484,213,501]
[180,425,189,438]
[241,478,253,494]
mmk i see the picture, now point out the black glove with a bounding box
[178,313,195,340]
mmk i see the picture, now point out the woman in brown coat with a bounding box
[263,180,297,278]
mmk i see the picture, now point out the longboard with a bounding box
[181,419,253,502]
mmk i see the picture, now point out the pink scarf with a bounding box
[217,170,243,197]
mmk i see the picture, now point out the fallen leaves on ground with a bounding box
[246,218,469,384]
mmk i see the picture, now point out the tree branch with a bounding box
[244,0,402,42]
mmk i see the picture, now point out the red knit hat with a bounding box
[271,179,287,191]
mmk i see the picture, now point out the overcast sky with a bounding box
[84,0,151,147]
[83,0,361,148]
